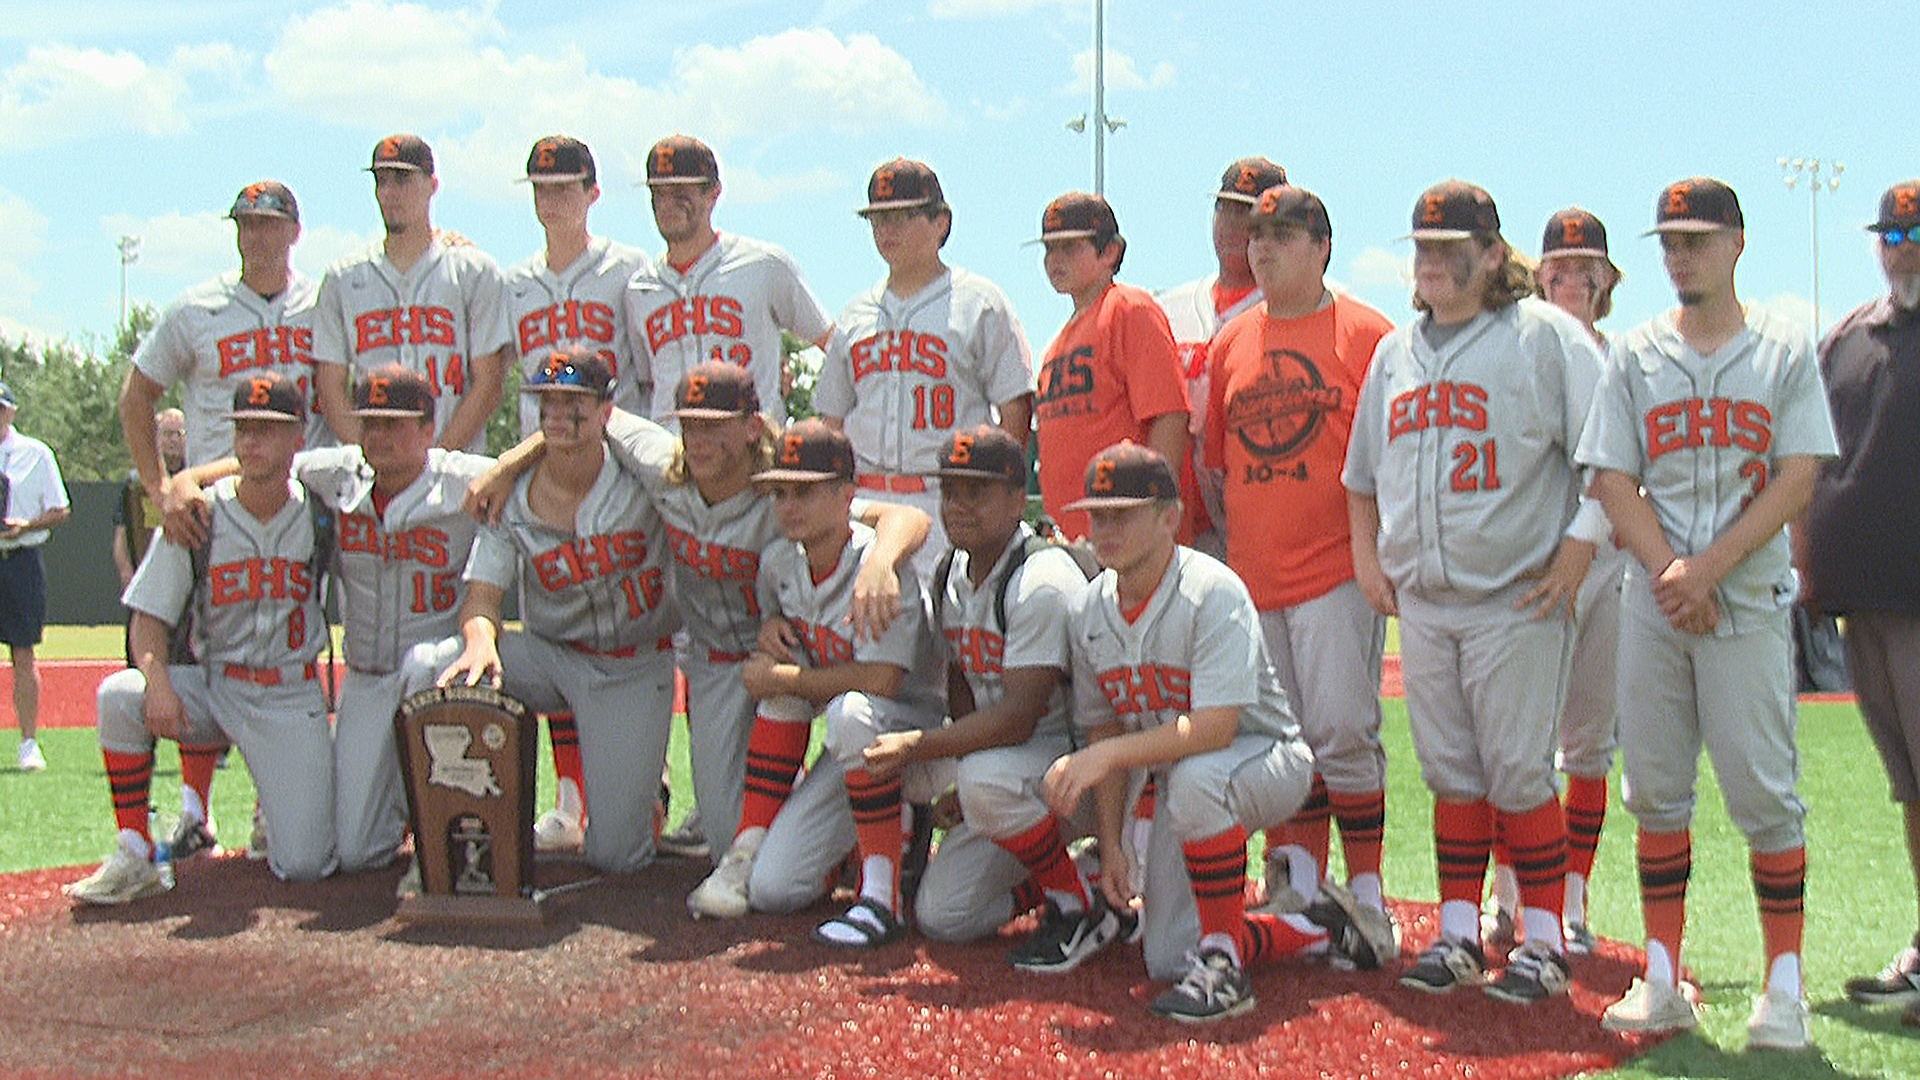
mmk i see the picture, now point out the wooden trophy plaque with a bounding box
[393,685,543,924]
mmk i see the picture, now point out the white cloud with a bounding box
[929,0,1078,16]
[0,189,48,321]
[99,210,234,285]
[721,165,844,206]
[1761,291,1815,332]
[1347,245,1410,291]
[1068,48,1174,94]
[0,42,240,149]
[263,6,940,151]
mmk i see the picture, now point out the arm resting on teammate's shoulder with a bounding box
[467,433,542,523]
[847,501,932,641]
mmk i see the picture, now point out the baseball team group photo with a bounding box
[4,94,1920,1076]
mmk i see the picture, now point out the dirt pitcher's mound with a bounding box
[0,856,1666,1080]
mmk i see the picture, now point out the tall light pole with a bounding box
[116,234,141,330]
[1779,157,1843,338]
[1066,0,1125,194]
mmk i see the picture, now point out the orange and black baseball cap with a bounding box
[1405,180,1501,241]
[1250,184,1331,240]
[1064,441,1178,512]
[523,348,614,399]
[672,361,760,420]
[1216,157,1288,205]
[227,181,299,224]
[1034,192,1120,243]
[352,365,435,419]
[646,135,719,186]
[229,372,306,423]
[1540,208,1612,261]
[1645,177,1743,235]
[367,133,434,175]
[1869,180,1920,234]
[523,135,596,185]
[857,158,946,216]
[933,425,1026,486]
[752,419,855,484]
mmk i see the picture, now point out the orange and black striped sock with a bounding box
[1011,875,1046,917]
[1563,774,1608,880]
[845,766,904,911]
[547,713,584,808]
[993,815,1089,910]
[1637,828,1691,967]
[1244,909,1327,965]
[738,716,810,835]
[1499,798,1569,921]
[179,743,222,818]
[1330,787,1387,880]
[1434,798,1495,908]
[1184,825,1251,960]
[1752,845,1806,969]
[1282,772,1333,875]
[103,749,155,844]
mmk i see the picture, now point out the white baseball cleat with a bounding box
[1747,987,1811,1051]
[534,809,586,852]
[688,832,761,919]
[1601,977,1701,1033]
[63,842,172,906]
[18,738,46,772]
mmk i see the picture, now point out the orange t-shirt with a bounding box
[1204,294,1393,609]
[1035,282,1190,540]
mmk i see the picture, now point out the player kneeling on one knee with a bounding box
[688,421,946,941]
[1042,442,1377,1025]
[860,425,1125,969]
[68,374,339,905]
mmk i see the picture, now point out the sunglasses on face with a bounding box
[1881,228,1920,248]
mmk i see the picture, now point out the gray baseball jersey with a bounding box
[1070,546,1301,743]
[505,237,653,433]
[123,477,326,670]
[757,521,944,716]
[1157,273,1264,459]
[815,268,1033,475]
[1576,306,1840,632]
[133,270,323,464]
[936,525,1084,742]
[312,239,512,453]
[464,430,679,651]
[1344,297,1604,601]
[625,232,833,427]
[294,446,491,673]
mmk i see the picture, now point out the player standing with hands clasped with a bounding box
[1044,442,1378,1024]
[1345,181,1605,1004]
[1581,178,1837,1049]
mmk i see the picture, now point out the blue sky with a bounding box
[0,0,1901,356]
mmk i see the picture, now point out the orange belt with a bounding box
[222,661,319,687]
[708,649,751,664]
[857,473,928,494]
[567,637,674,659]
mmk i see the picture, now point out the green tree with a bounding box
[0,304,156,481]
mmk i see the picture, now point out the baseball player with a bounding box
[1202,185,1398,961]
[1485,208,1633,955]
[815,158,1034,578]
[627,134,834,428]
[857,424,1124,967]
[1344,181,1605,1004]
[507,135,652,433]
[430,349,679,873]
[687,420,945,944]
[473,360,929,865]
[313,133,512,455]
[1158,156,1289,557]
[1042,442,1374,1023]
[1031,192,1190,541]
[1816,181,1920,1024]
[1581,178,1837,1049]
[171,367,493,871]
[121,181,322,503]
[66,374,336,903]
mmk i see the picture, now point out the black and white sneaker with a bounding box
[167,814,220,862]
[1846,944,1920,1006]
[1400,935,1487,994]
[1010,897,1124,973]
[1304,880,1396,970]
[1483,939,1572,1004]
[1149,947,1254,1023]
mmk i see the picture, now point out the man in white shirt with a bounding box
[0,381,72,771]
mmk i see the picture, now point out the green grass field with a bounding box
[4,628,1914,1077]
